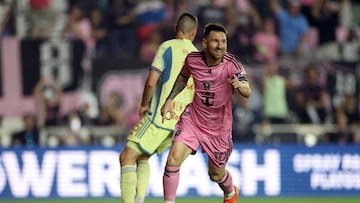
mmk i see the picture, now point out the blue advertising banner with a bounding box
[0,144,359,199]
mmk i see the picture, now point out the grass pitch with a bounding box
[1,197,360,203]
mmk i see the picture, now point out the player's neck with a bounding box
[176,32,192,41]
[204,53,222,67]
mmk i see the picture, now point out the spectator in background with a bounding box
[300,0,317,25]
[63,4,95,49]
[134,0,166,42]
[197,0,226,27]
[251,0,275,20]
[313,1,355,61]
[157,0,193,42]
[261,63,290,124]
[109,0,137,56]
[126,96,141,129]
[232,92,260,143]
[196,0,226,44]
[93,91,126,127]
[11,114,40,147]
[60,111,93,146]
[77,102,96,126]
[172,0,194,20]
[95,105,114,126]
[324,111,353,145]
[33,78,63,127]
[310,0,339,46]
[235,0,262,30]
[28,0,56,38]
[77,93,99,127]
[0,0,14,36]
[270,0,309,57]
[68,0,110,15]
[89,6,108,57]
[139,29,162,65]
[339,28,360,62]
[336,94,360,126]
[224,1,261,61]
[338,0,352,30]
[163,0,175,22]
[252,18,280,63]
[295,65,329,124]
[106,91,126,127]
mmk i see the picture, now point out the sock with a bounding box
[120,165,136,203]
[135,196,144,203]
[216,170,234,198]
[136,160,150,201]
[224,189,235,199]
[163,166,180,202]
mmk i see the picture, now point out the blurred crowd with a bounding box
[1,0,359,63]
[10,77,134,147]
[1,0,360,147]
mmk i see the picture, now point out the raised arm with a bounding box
[228,75,251,98]
[269,0,281,15]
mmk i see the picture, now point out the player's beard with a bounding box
[209,48,224,64]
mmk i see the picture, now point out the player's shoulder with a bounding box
[187,51,202,58]
[223,52,237,61]
[161,38,186,46]
[184,51,202,62]
[159,39,174,48]
[224,52,242,64]
[223,52,245,69]
[160,39,192,52]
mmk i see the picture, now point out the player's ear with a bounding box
[194,27,198,38]
[202,38,207,49]
[190,28,196,40]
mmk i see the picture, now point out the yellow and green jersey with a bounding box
[148,38,197,130]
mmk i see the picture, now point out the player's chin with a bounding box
[211,50,222,57]
[212,55,223,62]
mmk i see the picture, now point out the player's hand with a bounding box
[228,75,249,89]
[139,105,149,118]
[161,99,174,123]
[228,75,241,88]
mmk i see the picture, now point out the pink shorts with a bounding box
[172,110,233,168]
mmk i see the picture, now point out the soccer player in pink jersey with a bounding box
[161,23,251,203]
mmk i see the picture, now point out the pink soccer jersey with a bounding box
[180,51,247,137]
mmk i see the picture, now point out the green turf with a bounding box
[1,197,360,203]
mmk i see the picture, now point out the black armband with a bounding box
[237,74,248,81]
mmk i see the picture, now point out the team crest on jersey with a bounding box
[203,80,211,90]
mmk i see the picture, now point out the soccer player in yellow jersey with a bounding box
[119,12,198,203]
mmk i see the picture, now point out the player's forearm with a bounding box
[237,81,251,98]
[167,74,188,100]
[141,70,161,106]
[141,84,155,107]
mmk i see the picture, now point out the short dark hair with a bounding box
[176,12,198,34]
[203,23,227,38]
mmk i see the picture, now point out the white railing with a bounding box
[252,123,359,146]
[2,122,359,147]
